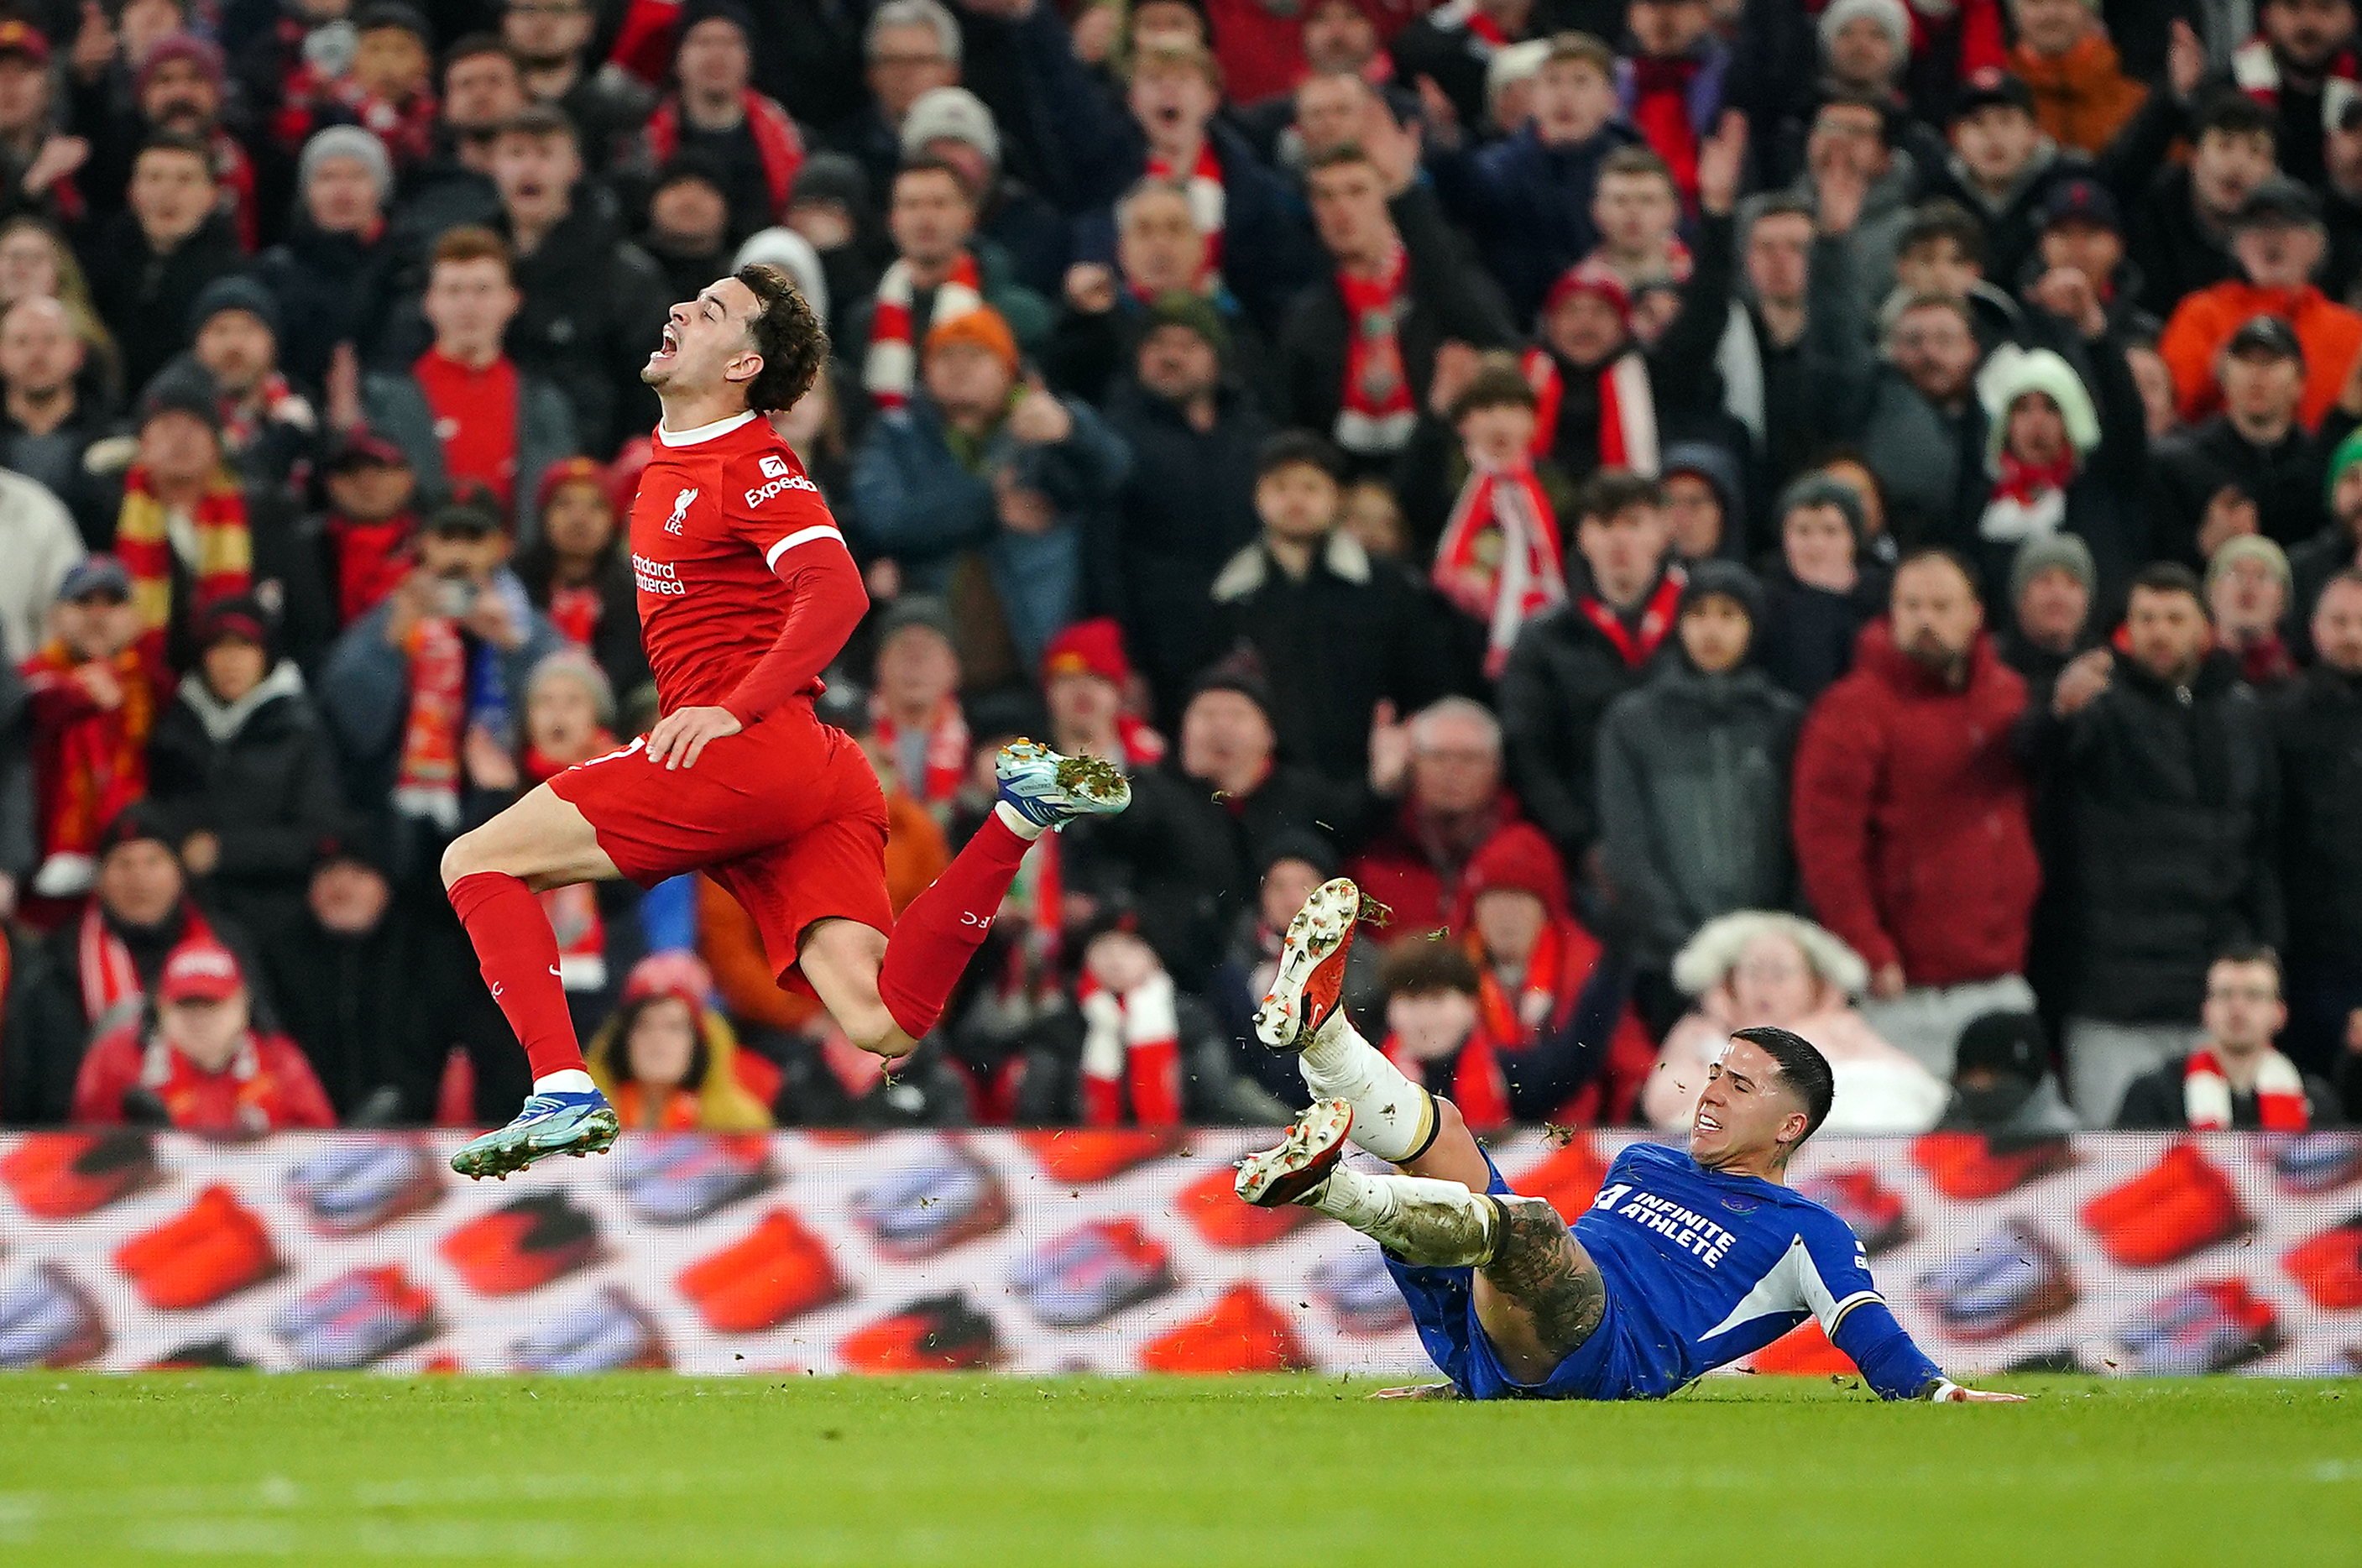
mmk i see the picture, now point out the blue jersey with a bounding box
[1387,1140,1946,1401]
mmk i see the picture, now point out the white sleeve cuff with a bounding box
[765,524,844,570]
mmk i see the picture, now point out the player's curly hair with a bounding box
[734,263,828,415]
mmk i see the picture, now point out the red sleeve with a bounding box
[717,524,869,727]
[1791,686,1902,974]
[70,1029,137,1126]
[261,1037,339,1129]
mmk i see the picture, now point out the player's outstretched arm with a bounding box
[1810,1220,2025,1403]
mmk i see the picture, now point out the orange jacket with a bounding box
[2160,280,2362,430]
[2013,37,2148,155]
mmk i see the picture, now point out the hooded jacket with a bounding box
[1793,621,2039,987]
[2271,661,2362,980]
[586,996,773,1132]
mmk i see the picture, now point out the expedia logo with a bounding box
[745,473,818,507]
[760,455,790,479]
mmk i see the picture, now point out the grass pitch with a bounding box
[0,1375,2353,1566]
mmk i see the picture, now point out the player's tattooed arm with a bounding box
[1480,1196,1608,1356]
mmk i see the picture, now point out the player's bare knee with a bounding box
[439,832,491,890]
[1431,1095,1469,1151]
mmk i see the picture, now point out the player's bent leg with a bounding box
[1237,1100,1500,1266]
[442,786,622,1181]
[1400,1095,1496,1191]
[1472,1196,1609,1386]
[797,917,917,1059]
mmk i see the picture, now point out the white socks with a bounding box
[1297,1010,1435,1163]
[1309,1163,1499,1267]
[994,800,1047,841]
[535,1069,596,1095]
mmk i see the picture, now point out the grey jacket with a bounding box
[361,367,579,548]
[1596,662,1803,969]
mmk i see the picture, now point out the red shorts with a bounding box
[549,704,891,988]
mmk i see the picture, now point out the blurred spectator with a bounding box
[1596,562,1801,985]
[0,218,115,395]
[511,456,651,707]
[847,158,1053,415]
[0,867,79,1121]
[173,276,320,494]
[1659,442,1743,566]
[639,153,738,302]
[501,0,651,174]
[2151,313,2347,566]
[487,103,667,456]
[2207,535,2301,687]
[1794,549,2040,1075]
[772,1016,973,1126]
[1731,196,1836,499]
[1390,0,1546,132]
[395,33,523,243]
[1407,357,1567,677]
[2035,178,2155,343]
[1617,0,1732,209]
[1822,284,1989,550]
[76,31,259,253]
[0,296,115,546]
[2234,0,2358,186]
[853,307,1126,674]
[1236,3,1410,163]
[1425,32,1633,323]
[39,803,266,1043]
[0,458,81,663]
[642,3,804,241]
[144,596,342,949]
[901,86,1066,299]
[253,125,401,394]
[20,557,162,906]
[1349,696,1523,933]
[1755,476,1889,702]
[2272,569,2362,1073]
[1097,291,1271,719]
[1997,532,2098,691]
[360,225,577,541]
[85,132,242,396]
[1643,910,1947,1133]
[317,499,565,863]
[71,938,333,1130]
[1936,1007,2080,1133]
[0,22,86,235]
[586,952,774,1131]
[2161,178,2362,430]
[1041,618,1165,768]
[1971,331,2149,614]
[2034,563,2283,1117]
[830,0,964,200]
[2010,0,2149,154]
[1213,430,1444,783]
[261,5,438,188]
[2114,946,2343,1127]
[1283,127,1514,463]
[1046,179,1267,408]
[311,428,418,630]
[2297,428,2362,636]
[867,597,968,821]
[1741,93,1921,328]
[2129,92,2276,322]
[1448,823,1650,1126]
[1500,468,1680,872]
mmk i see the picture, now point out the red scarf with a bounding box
[393,614,467,830]
[1521,347,1657,473]
[1384,1027,1512,1132]
[1628,56,1703,203]
[1116,715,1167,768]
[2182,1047,2309,1131]
[1147,141,1225,282]
[1433,463,1568,677]
[1432,0,1511,50]
[528,734,615,989]
[77,900,214,1035]
[335,83,438,170]
[546,583,603,648]
[865,251,983,410]
[1992,452,2077,505]
[114,463,252,640]
[646,90,806,219]
[22,641,157,868]
[1575,568,1685,667]
[871,695,969,809]
[217,374,306,455]
[325,514,414,627]
[1335,241,1415,454]
[207,129,259,254]
[1077,970,1183,1126]
[2233,37,2361,112]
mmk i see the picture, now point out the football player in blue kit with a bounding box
[1235,878,2025,1403]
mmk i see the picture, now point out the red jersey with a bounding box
[628,410,867,724]
[71,1024,337,1132]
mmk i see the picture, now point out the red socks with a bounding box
[448,871,587,1080]
[878,812,1035,1040]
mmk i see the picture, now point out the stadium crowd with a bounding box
[0,0,2359,1142]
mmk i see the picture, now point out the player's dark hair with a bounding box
[2131,560,2205,605]
[1577,467,1665,523]
[1732,1025,1835,1147]
[734,262,828,415]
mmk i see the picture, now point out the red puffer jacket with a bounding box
[1791,621,2039,988]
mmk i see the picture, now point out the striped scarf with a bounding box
[1148,141,1225,283]
[871,694,969,812]
[1335,241,1415,455]
[1522,345,1658,474]
[1432,463,1567,678]
[113,464,251,640]
[2183,1047,2310,1131]
[77,900,214,1037]
[392,615,468,830]
[1077,970,1183,1126]
[22,640,156,867]
[865,251,983,410]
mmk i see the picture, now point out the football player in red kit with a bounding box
[440,264,1129,1178]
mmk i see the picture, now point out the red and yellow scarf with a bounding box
[114,464,251,639]
[23,640,156,865]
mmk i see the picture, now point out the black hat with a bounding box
[962,687,1049,750]
[2231,175,2323,229]
[314,826,390,878]
[652,149,731,199]
[138,369,220,434]
[97,802,178,860]
[1188,652,1277,727]
[2038,176,2121,235]
[423,497,503,536]
[1257,828,1340,882]
[875,593,956,648]
[186,274,283,342]
[1951,69,2034,122]
[1952,1010,2046,1085]
[1142,290,1231,364]
[325,427,408,473]
[2226,312,2305,363]
[1676,558,1765,630]
[354,2,431,40]
[790,151,871,214]
[192,593,275,658]
[1776,473,1868,546]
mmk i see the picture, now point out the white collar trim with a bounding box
[656,409,760,447]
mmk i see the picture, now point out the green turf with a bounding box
[0,1375,2354,1566]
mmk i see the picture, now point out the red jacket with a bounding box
[1348,789,1523,933]
[1791,622,2038,987]
[72,1024,337,1132]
